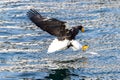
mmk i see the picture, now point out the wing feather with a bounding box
[27,9,67,37]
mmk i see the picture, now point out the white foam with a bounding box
[86,51,99,55]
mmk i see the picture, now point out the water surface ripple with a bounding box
[0,0,120,80]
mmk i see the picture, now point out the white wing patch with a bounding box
[64,23,72,30]
[43,17,51,21]
[47,38,70,53]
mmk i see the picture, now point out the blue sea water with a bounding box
[0,0,120,80]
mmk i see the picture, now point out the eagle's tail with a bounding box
[47,38,70,53]
[47,38,82,53]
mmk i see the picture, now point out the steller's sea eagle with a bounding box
[27,9,88,53]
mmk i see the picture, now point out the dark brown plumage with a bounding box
[27,9,84,41]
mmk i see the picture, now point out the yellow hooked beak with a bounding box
[81,27,85,32]
[82,45,89,51]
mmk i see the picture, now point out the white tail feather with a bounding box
[70,40,82,51]
[47,38,70,53]
[47,39,82,53]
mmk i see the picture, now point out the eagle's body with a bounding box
[27,9,84,53]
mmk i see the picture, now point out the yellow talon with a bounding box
[82,45,89,51]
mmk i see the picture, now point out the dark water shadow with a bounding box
[44,57,88,80]
[45,69,71,80]
[53,57,87,64]
[16,57,88,80]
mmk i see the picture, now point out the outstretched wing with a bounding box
[27,9,67,37]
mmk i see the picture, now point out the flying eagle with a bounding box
[27,9,87,53]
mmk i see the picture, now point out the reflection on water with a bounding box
[17,57,87,80]
[45,57,87,80]
[0,0,120,80]
[45,69,70,80]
